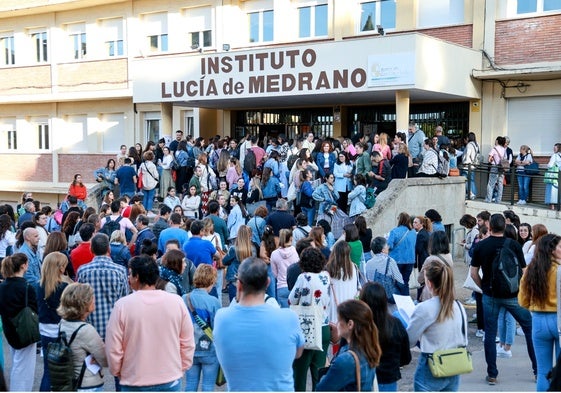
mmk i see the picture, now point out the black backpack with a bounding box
[490,238,523,298]
[99,216,123,237]
[244,149,257,175]
[46,324,87,391]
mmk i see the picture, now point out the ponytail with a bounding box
[1,253,28,278]
[424,259,455,322]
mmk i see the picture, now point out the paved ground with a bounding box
[2,261,541,391]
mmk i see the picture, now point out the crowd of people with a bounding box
[0,128,560,392]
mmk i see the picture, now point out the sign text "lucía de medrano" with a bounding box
[161,48,367,98]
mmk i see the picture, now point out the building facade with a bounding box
[0,0,559,205]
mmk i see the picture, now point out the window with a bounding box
[32,31,48,62]
[299,4,328,38]
[249,10,274,43]
[417,0,464,28]
[145,112,161,142]
[63,115,88,152]
[37,123,49,150]
[101,18,124,57]
[185,7,213,48]
[359,1,396,33]
[0,35,15,65]
[66,23,87,60]
[143,12,168,53]
[517,0,561,13]
[101,113,125,152]
[7,130,17,150]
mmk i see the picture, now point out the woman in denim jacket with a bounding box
[312,173,339,215]
[316,299,381,391]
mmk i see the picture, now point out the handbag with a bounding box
[524,161,539,175]
[290,304,323,350]
[137,171,143,189]
[544,163,560,187]
[427,301,473,378]
[9,284,40,348]
[372,257,407,304]
[184,295,225,387]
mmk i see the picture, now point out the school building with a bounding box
[0,0,559,205]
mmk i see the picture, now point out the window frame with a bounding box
[7,130,17,150]
[31,31,48,63]
[248,9,274,43]
[143,12,169,53]
[37,122,50,151]
[513,0,561,15]
[298,2,328,39]
[358,0,396,34]
[0,34,15,66]
[100,18,125,57]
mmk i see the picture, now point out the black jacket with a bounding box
[0,277,38,349]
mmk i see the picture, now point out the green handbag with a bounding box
[544,164,559,187]
[427,301,473,378]
[9,284,40,349]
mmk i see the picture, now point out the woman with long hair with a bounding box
[374,132,392,160]
[182,185,201,218]
[519,234,561,391]
[298,169,315,226]
[227,195,247,244]
[270,229,298,308]
[61,211,80,245]
[355,216,372,264]
[519,222,533,251]
[44,231,74,279]
[407,259,467,391]
[159,146,174,200]
[0,214,16,262]
[390,142,411,180]
[326,241,360,325]
[545,143,561,210]
[198,152,217,216]
[223,225,257,301]
[159,249,187,296]
[101,190,115,209]
[418,231,453,302]
[36,252,73,391]
[261,166,281,213]
[359,282,411,391]
[309,226,331,260]
[217,149,231,183]
[416,139,439,177]
[57,283,107,390]
[388,212,416,290]
[128,146,141,169]
[316,299,382,391]
[347,174,367,217]
[0,253,38,391]
[333,151,353,213]
[109,230,131,269]
[344,223,363,268]
[525,224,549,265]
[316,141,336,178]
[260,224,278,299]
[226,157,242,190]
[163,186,181,211]
[94,159,116,198]
[138,150,160,211]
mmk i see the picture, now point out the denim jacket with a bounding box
[316,152,336,178]
[387,226,416,264]
[262,177,281,199]
[312,184,339,214]
[316,345,376,391]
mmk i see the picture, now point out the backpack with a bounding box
[287,153,298,172]
[434,150,449,178]
[364,187,376,209]
[244,148,257,175]
[46,324,87,391]
[99,216,123,237]
[490,238,523,298]
[470,142,483,166]
[186,146,196,168]
[493,147,510,171]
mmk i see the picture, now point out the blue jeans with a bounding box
[498,308,515,345]
[517,173,531,202]
[485,169,503,203]
[532,312,560,391]
[40,335,58,391]
[378,381,397,391]
[120,378,181,392]
[143,188,156,211]
[227,281,237,302]
[397,264,414,294]
[276,287,289,308]
[266,264,276,299]
[414,354,459,391]
[185,355,220,392]
[462,169,477,198]
[482,294,537,379]
[301,206,315,227]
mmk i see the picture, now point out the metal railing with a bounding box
[462,164,560,210]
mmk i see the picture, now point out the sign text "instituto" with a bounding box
[161,48,367,98]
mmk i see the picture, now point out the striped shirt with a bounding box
[77,255,129,340]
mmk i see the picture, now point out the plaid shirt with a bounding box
[76,255,129,340]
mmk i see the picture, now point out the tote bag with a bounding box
[290,305,323,350]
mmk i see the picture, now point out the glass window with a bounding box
[7,130,17,150]
[360,1,396,33]
[516,0,561,14]
[143,12,168,53]
[249,10,274,43]
[1,35,15,65]
[299,4,328,38]
[32,32,48,63]
[101,18,124,57]
[544,0,561,11]
[37,124,49,150]
[417,0,463,28]
[517,0,537,12]
[146,119,160,143]
[185,6,213,49]
[66,23,87,60]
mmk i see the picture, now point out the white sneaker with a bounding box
[497,345,512,359]
[516,327,524,336]
[475,329,484,338]
[517,200,527,205]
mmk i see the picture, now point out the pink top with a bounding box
[226,166,241,189]
[489,145,506,166]
[105,290,195,386]
[374,144,392,160]
[270,246,299,289]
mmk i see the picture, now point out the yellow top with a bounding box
[518,261,560,312]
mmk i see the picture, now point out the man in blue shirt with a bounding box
[157,213,189,255]
[20,227,41,283]
[134,214,156,256]
[214,257,304,391]
[182,220,218,267]
[115,158,137,198]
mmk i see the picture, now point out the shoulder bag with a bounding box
[290,303,323,351]
[372,256,407,304]
[10,283,40,348]
[318,349,362,391]
[184,294,226,386]
[427,300,473,378]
